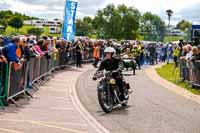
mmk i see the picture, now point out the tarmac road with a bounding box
[76,67,200,133]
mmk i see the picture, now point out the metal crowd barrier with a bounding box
[0,49,94,108]
[82,47,94,64]
[180,60,200,88]
[7,62,29,106]
[0,63,8,108]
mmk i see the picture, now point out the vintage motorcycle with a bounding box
[121,57,137,75]
[93,69,132,113]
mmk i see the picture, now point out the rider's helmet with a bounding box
[104,47,116,54]
[133,45,138,49]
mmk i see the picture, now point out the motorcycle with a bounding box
[94,69,132,113]
[121,57,137,75]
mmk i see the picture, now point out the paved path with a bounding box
[76,67,200,133]
[0,67,99,133]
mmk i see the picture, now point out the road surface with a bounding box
[76,67,200,133]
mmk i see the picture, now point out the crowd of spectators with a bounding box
[0,35,200,88]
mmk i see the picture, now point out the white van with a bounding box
[49,27,61,34]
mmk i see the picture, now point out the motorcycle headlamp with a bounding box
[109,78,116,84]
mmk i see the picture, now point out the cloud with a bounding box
[0,0,200,25]
[176,3,200,23]
[0,2,11,10]
[12,0,105,19]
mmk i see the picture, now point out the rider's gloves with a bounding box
[92,76,97,81]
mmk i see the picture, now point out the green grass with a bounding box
[90,34,97,39]
[164,35,183,43]
[3,25,61,37]
[156,63,200,95]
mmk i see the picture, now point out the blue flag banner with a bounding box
[62,0,78,42]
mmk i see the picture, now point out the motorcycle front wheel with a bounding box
[98,90,113,113]
[121,87,129,107]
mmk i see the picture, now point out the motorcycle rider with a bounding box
[121,48,136,75]
[93,47,126,102]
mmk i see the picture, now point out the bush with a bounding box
[27,27,44,37]
[8,16,23,31]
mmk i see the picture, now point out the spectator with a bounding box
[5,36,22,69]
[197,45,200,59]
[167,44,173,64]
[0,47,7,63]
[21,38,39,61]
[185,44,193,60]
[139,43,145,66]
[173,44,181,66]
[34,40,45,56]
[92,42,100,68]
[191,46,200,61]
[75,41,82,67]
[20,38,39,89]
[188,46,199,82]
[179,46,188,81]
[149,44,156,65]
[51,37,58,67]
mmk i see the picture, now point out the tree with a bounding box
[76,16,94,36]
[0,18,8,28]
[166,9,173,27]
[118,5,141,39]
[176,20,192,31]
[93,4,140,40]
[140,12,165,41]
[27,28,44,39]
[9,16,23,31]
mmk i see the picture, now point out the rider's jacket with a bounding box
[98,57,120,71]
[132,49,140,57]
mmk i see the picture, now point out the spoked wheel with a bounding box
[98,90,113,113]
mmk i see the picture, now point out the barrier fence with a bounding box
[0,49,94,108]
[0,63,8,107]
[180,60,200,88]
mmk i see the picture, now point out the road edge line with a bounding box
[70,68,110,133]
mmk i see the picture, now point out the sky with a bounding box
[0,0,200,25]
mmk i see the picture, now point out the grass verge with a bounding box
[4,26,61,37]
[156,63,200,95]
[164,35,182,43]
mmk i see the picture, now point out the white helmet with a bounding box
[104,47,116,53]
[133,45,138,48]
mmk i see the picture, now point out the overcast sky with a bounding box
[0,0,200,25]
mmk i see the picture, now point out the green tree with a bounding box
[176,20,192,31]
[27,28,44,39]
[140,12,165,41]
[8,16,23,31]
[118,4,140,39]
[76,16,94,36]
[0,18,8,28]
[93,4,140,40]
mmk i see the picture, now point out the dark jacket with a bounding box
[23,46,36,61]
[191,54,200,62]
[98,57,120,71]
